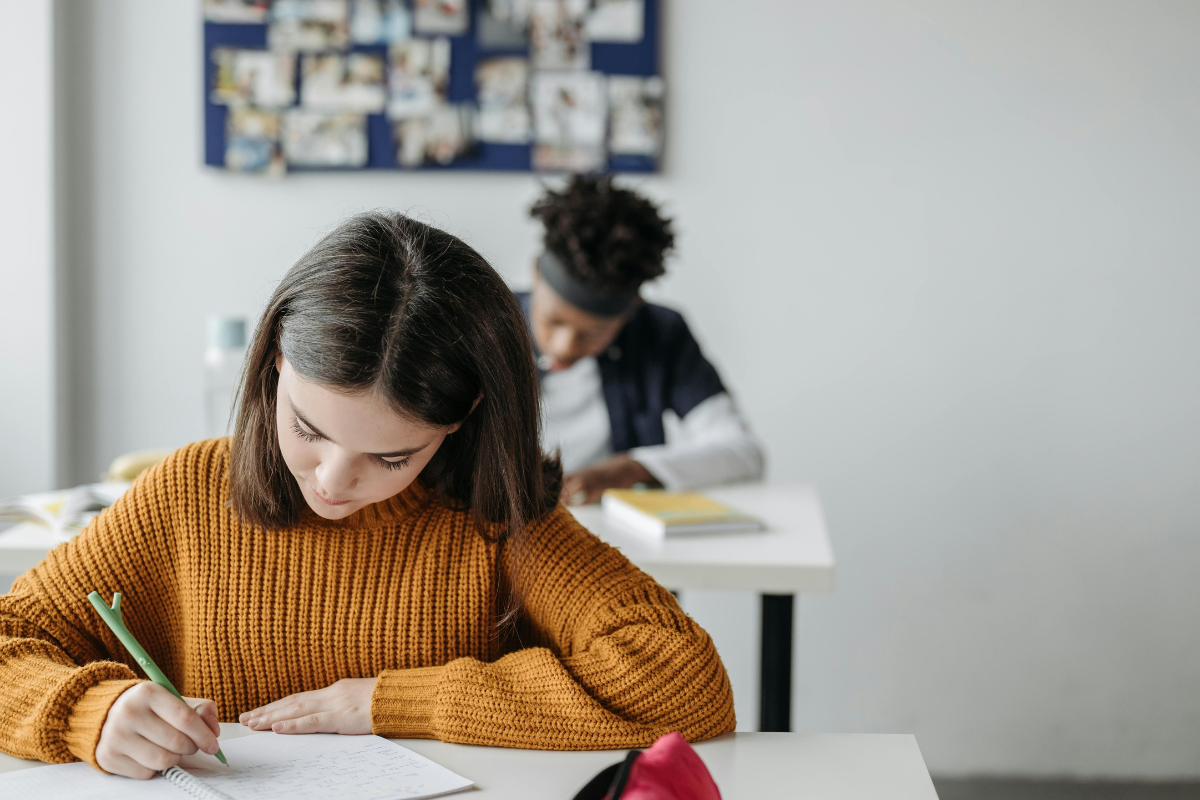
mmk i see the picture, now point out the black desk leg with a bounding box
[759,593,794,732]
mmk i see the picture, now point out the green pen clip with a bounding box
[87,591,227,766]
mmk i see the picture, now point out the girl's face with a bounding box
[275,355,460,520]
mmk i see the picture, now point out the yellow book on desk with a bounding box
[601,489,765,537]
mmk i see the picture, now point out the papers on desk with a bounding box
[602,489,766,538]
[0,482,129,542]
[0,732,473,800]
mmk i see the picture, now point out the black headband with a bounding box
[537,251,638,317]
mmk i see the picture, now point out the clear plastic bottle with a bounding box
[203,315,247,439]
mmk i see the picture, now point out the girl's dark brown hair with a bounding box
[229,212,561,552]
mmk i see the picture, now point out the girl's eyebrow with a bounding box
[291,401,429,458]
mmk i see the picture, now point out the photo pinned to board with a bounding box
[476,0,530,49]
[393,104,477,167]
[282,110,369,167]
[268,0,351,51]
[204,0,270,23]
[211,48,297,108]
[387,37,451,119]
[300,53,387,113]
[225,107,285,176]
[486,0,535,25]
[476,57,531,143]
[349,0,412,44]
[413,0,470,36]
[608,75,662,156]
[585,0,643,42]
[531,70,607,171]
[530,0,589,70]
[533,142,606,172]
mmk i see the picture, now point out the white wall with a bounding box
[0,0,56,498]
[53,0,1200,778]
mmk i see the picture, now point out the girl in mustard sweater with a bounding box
[0,213,735,779]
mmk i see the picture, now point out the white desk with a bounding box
[1,482,835,733]
[572,483,835,732]
[569,483,834,593]
[0,723,937,799]
[0,522,69,576]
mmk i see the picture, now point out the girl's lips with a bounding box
[311,486,351,506]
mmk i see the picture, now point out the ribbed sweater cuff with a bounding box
[65,678,144,769]
[371,666,445,739]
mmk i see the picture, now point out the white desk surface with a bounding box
[0,723,936,799]
[572,483,836,593]
[2,482,835,595]
[0,520,67,576]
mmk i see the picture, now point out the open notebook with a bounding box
[0,732,473,800]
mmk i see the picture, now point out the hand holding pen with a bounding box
[87,592,226,780]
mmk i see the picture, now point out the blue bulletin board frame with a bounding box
[203,0,660,173]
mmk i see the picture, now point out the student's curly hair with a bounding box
[530,174,675,294]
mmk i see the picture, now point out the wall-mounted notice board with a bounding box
[203,0,661,175]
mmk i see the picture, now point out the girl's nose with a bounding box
[314,452,358,497]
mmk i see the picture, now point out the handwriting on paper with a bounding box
[179,733,473,800]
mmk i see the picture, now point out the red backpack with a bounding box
[571,732,722,800]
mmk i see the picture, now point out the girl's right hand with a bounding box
[95,682,221,779]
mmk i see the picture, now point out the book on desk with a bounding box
[601,489,766,538]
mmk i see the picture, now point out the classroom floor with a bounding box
[933,778,1200,800]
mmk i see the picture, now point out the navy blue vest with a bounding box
[518,292,726,452]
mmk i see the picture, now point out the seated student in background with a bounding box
[0,213,734,779]
[521,175,765,505]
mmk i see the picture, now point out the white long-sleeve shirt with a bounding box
[540,357,765,490]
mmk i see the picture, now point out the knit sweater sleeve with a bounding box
[371,506,737,748]
[0,445,199,767]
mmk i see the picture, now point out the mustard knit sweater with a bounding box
[0,439,735,768]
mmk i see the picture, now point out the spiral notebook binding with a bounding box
[160,765,236,800]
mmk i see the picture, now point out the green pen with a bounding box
[87,591,227,766]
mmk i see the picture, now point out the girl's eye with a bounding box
[292,417,409,470]
[291,419,321,443]
[374,456,411,471]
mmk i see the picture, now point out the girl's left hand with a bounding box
[239,678,378,734]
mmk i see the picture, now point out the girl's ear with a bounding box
[446,395,484,436]
[274,349,283,373]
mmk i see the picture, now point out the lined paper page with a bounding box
[178,733,474,800]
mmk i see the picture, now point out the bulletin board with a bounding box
[202,0,661,174]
